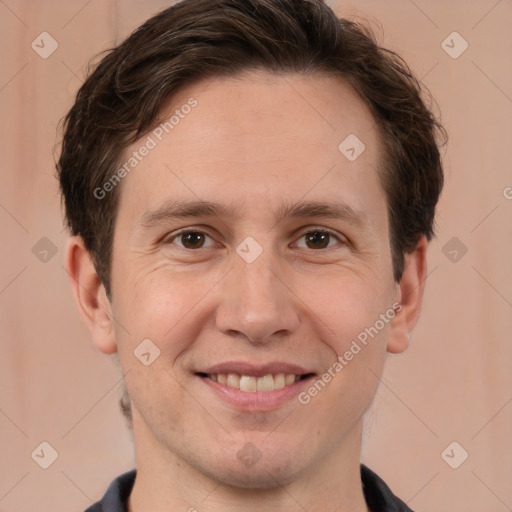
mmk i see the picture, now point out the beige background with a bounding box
[1,0,511,511]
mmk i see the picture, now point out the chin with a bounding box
[196,443,309,490]
[207,461,301,490]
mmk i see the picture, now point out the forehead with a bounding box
[116,71,386,229]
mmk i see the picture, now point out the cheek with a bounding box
[111,267,204,431]
[298,269,392,350]
[114,264,219,358]
[297,270,393,413]
[299,318,390,428]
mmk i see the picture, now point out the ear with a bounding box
[387,235,428,354]
[65,236,117,354]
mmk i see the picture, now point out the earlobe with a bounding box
[65,236,117,354]
[387,236,428,354]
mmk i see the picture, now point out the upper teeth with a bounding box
[208,373,300,392]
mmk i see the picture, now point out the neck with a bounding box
[128,415,369,512]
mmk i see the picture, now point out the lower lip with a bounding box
[198,375,315,411]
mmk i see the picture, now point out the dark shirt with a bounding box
[84,464,414,512]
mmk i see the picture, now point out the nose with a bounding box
[214,253,300,344]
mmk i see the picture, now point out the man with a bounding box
[57,0,445,510]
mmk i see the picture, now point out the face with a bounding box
[106,72,403,487]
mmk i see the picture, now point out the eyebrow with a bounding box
[137,199,370,230]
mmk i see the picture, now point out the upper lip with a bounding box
[197,361,315,378]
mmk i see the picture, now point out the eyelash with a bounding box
[164,226,346,250]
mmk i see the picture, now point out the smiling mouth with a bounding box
[196,372,315,392]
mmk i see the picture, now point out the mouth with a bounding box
[194,362,317,411]
[194,362,317,410]
[196,372,315,392]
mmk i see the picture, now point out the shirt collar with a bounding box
[89,465,414,512]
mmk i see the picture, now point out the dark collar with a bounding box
[361,465,414,512]
[85,464,414,512]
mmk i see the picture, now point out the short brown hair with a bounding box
[57,0,446,422]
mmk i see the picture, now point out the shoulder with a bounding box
[82,469,137,512]
[361,465,415,512]
[83,505,103,512]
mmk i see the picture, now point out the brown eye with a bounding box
[181,232,205,249]
[294,229,343,250]
[305,231,330,249]
[170,231,215,249]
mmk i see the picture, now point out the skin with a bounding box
[66,71,427,512]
